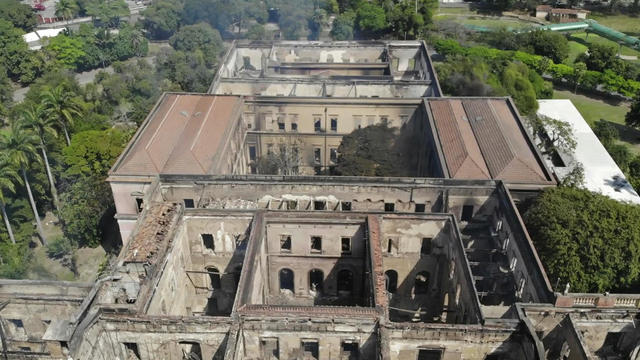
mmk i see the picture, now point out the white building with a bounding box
[537,99,640,204]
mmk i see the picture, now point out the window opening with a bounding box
[202,234,215,251]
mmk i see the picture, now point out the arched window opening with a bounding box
[337,269,354,294]
[279,268,294,291]
[414,271,429,295]
[206,267,221,289]
[385,270,398,294]
[309,269,324,293]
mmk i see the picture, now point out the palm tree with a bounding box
[41,85,83,147]
[55,0,79,24]
[0,156,22,244]
[0,124,47,245]
[19,103,60,212]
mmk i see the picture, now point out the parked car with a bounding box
[33,3,45,11]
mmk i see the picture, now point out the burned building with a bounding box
[2,41,639,360]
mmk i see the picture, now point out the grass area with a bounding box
[588,13,640,36]
[552,89,629,125]
[435,15,536,30]
[567,39,588,64]
[568,32,640,60]
[552,89,640,154]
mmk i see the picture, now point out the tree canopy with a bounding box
[524,186,640,293]
[335,123,408,177]
[0,0,37,32]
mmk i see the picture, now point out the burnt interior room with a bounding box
[380,215,480,324]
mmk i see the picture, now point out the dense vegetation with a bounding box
[335,123,410,177]
[524,186,640,293]
[434,40,552,115]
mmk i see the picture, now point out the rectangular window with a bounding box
[249,146,257,161]
[301,340,319,360]
[330,148,337,163]
[250,165,257,174]
[9,319,24,329]
[341,237,351,255]
[280,235,292,252]
[461,205,474,222]
[330,118,337,132]
[341,201,352,211]
[353,115,362,129]
[384,203,395,212]
[135,198,144,213]
[202,234,214,251]
[310,236,322,252]
[314,148,321,164]
[415,203,426,213]
[408,58,416,70]
[277,118,285,131]
[380,115,389,124]
[291,122,298,131]
[421,238,431,255]
[184,199,195,208]
[314,117,322,132]
[314,200,326,210]
[261,338,279,359]
[341,341,359,359]
[387,238,395,254]
[417,349,442,360]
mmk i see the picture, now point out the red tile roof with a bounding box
[427,98,549,184]
[111,94,243,176]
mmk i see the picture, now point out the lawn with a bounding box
[566,39,588,64]
[552,89,629,125]
[434,15,537,30]
[552,89,640,154]
[588,13,640,36]
[568,32,640,60]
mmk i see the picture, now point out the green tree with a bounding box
[0,19,43,84]
[62,129,130,179]
[246,24,267,40]
[155,49,212,92]
[571,62,586,94]
[580,42,623,73]
[84,0,129,27]
[335,123,408,177]
[169,23,223,68]
[626,95,640,129]
[519,30,569,64]
[308,8,327,40]
[330,11,355,40]
[0,123,47,245]
[388,1,424,39]
[0,156,21,244]
[19,103,60,212]
[0,0,37,32]
[607,143,632,172]
[59,176,113,247]
[593,120,619,148]
[41,84,84,146]
[142,0,183,40]
[499,62,539,115]
[528,115,577,155]
[55,0,80,22]
[355,2,387,38]
[45,35,87,70]
[524,186,640,293]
